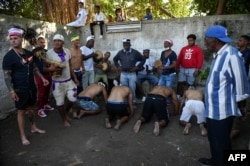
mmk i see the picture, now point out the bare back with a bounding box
[78,84,107,100]
[184,89,203,101]
[149,85,173,98]
[70,47,83,70]
[108,86,131,102]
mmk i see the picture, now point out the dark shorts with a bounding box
[141,94,169,123]
[15,88,37,110]
[106,101,129,117]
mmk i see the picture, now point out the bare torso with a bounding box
[108,86,131,102]
[184,89,203,101]
[78,84,105,99]
[149,85,172,98]
[70,47,83,70]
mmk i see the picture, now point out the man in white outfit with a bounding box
[67,0,88,27]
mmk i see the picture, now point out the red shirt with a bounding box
[176,45,203,70]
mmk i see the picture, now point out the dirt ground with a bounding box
[0,97,250,166]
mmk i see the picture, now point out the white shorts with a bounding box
[180,100,206,124]
[52,79,77,106]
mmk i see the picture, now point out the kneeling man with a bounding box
[133,85,178,136]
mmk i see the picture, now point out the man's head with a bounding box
[71,34,80,47]
[237,35,250,49]
[95,5,100,13]
[8,27,24,48]
[146,8,151,14]
[204,25,232,53]
[122,38,131,51]
[86,35,95,48]
[187,34,196,47]
[78,0,84,8]
[37,36,46,49]
[103,51,111,60]
[53,34,64,49]
[143,49,150,58]
[164,39,173,49]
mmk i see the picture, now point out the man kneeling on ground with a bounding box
[133,85,178,136]
[75,82,108,119]
[105,86,134,130]
[179,86,207,136]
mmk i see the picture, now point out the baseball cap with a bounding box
[53,34,64,41]
[122,38,130,43]
[8,28,24,37]
[205,25,232,43]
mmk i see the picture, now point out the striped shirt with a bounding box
[205,44,249,120]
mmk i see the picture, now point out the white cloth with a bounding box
[46,48,72,81]
[180,100,206,124]
[137,56,156,75]
[80,46,94,71]
[94,12,105,21]
[67,8,88,27]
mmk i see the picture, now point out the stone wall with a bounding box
[0,14,250,116]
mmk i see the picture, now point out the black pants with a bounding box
[90,21,104,35]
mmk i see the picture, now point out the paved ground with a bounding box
[0,98,250,166]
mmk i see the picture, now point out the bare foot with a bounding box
[133,120,141,133]
[183,123,191,135]
[77,110,85,119]
[31,128,46,134]
[105,118,112,129]
[72,112,78,119]
[153,122,160,136]
[64,120,71,127]
[200,124,207,136]
[21,137,30,146]
[114,119,121,130]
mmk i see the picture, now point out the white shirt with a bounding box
[77,8,88,25]
[94,12,105,21]
[80,46,94,71]
[137,56,156,75]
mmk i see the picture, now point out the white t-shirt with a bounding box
[80,46,94,71]
[94,12,105,21]
[137,56,156,75]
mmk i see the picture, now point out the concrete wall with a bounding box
[0,14,250,115]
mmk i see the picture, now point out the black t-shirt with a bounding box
[2,49,36,90]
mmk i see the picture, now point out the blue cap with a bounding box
[205,25,232,43]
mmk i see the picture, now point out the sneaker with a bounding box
[44,104,54,111]
[38,109,47,118]
[99,35,103,39]
[141,96,146,102]
[198,158,213,166]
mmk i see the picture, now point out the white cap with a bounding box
[8,28,24,37]
[79,0,85,4]
[86,35,95,42]
[53,34,64,41]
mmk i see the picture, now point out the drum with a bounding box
[154,59,162,68]
[102,62,109,72]
[94,50,103,61]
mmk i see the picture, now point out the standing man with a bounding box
[136,49,158,102]
[33,36,54,118]
[66,0,88,27]
[176,34,203,96]
[80,36,96,89]
[90,5,105,39]
[157,39,177,89]
[46,34,79,127]
[113,38,145,104]
[70,34,85,94]
[198,25,249,166]
[2,27,48,145]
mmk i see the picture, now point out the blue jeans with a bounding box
[82,70,95,89]
[120,72,137,102]
[136,73,158,85]
[158,73,176,88]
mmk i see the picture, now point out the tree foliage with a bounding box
[0,0,249,24]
